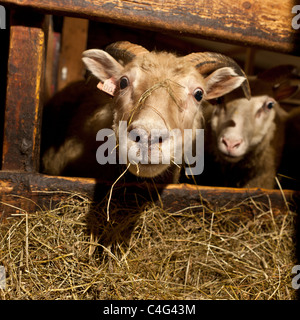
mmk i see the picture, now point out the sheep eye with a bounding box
[266,101,275,110]
[120,76,129,90]
[193,88,203,102]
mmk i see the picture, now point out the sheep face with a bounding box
[210,93,276,162]
[113,53,209,177]
[83,42,249,178]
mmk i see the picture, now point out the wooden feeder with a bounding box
[0,0,300,220]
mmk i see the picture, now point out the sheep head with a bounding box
[209,66,298,162]
[82,41,250,178]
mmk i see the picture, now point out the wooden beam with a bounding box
[2,10,46,172]
[0,0,299,55]
[0,171,298,219]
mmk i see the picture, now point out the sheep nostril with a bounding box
[221,137,228,148]
[232,140,242,149]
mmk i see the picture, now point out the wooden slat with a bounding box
[57,17,89,91]
[0,0,299,55]
[44,15,54,102]
[0,7,9,168]
[2,11,46,172]
[0,171,298,218]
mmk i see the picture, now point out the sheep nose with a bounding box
[221,137,243,151]
[150,130,169,145]
[128,125,169,145]
[127,125,148,142]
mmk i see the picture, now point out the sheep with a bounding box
[41,77,115,180]
[197,65,298,189]
[41,41,250,183]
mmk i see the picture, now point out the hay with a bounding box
[0,191,298,300]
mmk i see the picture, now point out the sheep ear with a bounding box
[204,67,247,100]
[82,49,123,81]
[273,82,299,101]
[257,65,298,85]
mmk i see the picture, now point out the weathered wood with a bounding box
[86,21,208,55]
[0,0,299,55]
[57,17,89,91]
[0,7,9,166]
[0,172,298,219]
[2,11,46,172]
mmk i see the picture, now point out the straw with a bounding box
[0,190,297,300]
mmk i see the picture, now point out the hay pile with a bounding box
[0,191,298,300]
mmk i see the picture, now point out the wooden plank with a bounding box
[2,11,46,172]
[86,21,208,55]
[44,15,54,102]
[0,171,298,219]
[57,17,89,91]
[0,7,9,168]
[0,0,299,55]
